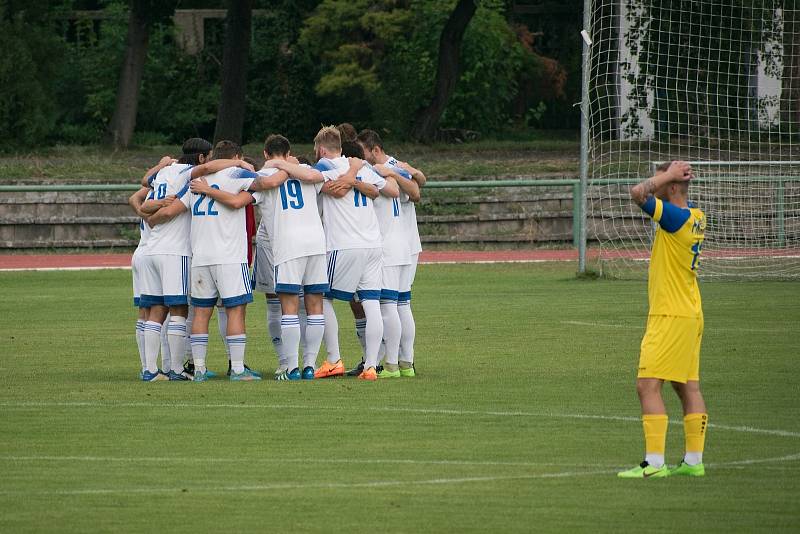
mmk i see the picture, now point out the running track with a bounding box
[1,248,797,271]
[0,250,583,271]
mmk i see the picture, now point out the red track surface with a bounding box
[2,248,797,271]
[0,250,581,271]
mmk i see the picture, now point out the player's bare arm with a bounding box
[375,164,415,200]
[147,197,188,226]
[249,170,290,192]
[140,195,176,214]
[263,159,324,183]
[189,159,255,180]
[190,178,254,209]
[397,161,427,187]
[128,187,150,217]
[140,156,176,187]
[629,161,693,206]
[320,180,351,198]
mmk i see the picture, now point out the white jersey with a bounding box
[145,163,193,256]
[252,166,325,266]
[135,189,155,253]
[316,156,385,251]
[387,156,422,255]
[180,166,257,267]
[373,180,411,267]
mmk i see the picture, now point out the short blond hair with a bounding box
[314,126,341,153]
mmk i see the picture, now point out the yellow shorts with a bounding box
[638,314,704,383]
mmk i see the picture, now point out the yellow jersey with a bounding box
[642,197,706,318]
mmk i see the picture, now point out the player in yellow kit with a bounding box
[618,160,709,479]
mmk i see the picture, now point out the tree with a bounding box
[105,0,175,149]
[213,0,254,145]
[410,0,477,142]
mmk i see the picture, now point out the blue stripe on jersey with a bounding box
[398,291,412,303]
[230,168,260,179]
[640,196,657,217]
[140,294,165,307]
[191,296,219,308]
[325,288,354,302]
[380,289,400,301]
[163,294,189,306]
[176,178,191,199]
[147,173,159,186]
[314,159,335,172]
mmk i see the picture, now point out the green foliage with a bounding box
[0,4,66,146]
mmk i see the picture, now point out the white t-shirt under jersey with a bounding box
[179,166,257,266]
[316,156,385,251]
[252,166,325,266]
[145,163,192,256]
[387,156,422,255]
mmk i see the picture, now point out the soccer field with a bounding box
[1,263,798,532]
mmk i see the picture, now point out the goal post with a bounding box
[580,0,800,279]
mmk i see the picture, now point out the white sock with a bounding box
[190,334,209,373]
[380,300,401,366]
[167,316,187,373]
[281,315,301,371]
[135,320,146,370]
[362,299,383,369]
[267,298,284,367]
[322,299,341,364]
[303,315,325,369]
[160,316,171,373]
[398,300,416,364]
[217,307,230,359]
[354,318,367,360]
[184,306,194,362]
[143,321,162,373]
[226,334,246,374]
[645,453,665,468]
[684,452,703,466]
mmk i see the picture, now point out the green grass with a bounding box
[0,134,579,182]
[0,263,798,532]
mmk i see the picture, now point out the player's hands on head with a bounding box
[668,160,693,182]
[190,177,211,194]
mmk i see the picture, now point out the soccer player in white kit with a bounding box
[312,127,399,381]
[137,141,213,381]
[357,130,425,376]
[149,142,261,381]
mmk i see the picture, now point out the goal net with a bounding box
[584,0,800,279]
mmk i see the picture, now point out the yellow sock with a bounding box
[643,414,669,461]
[684,413,708,458]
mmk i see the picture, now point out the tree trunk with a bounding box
[213,0,253,145]
[105,0,150,149]
[410,0,477,143]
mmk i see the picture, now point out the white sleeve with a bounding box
[361,167,387,189]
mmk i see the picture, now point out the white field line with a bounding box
[0,453,798,496]
[3,401,800,439]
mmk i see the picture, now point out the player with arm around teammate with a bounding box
[149,142,261,381]
[618,161,708,478]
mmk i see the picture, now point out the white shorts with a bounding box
[140,254,190,307]
[132,248,146,307]
[275,254,329,295]
[252,238,275,294]
[191,263,253,308]
[398,253,419,302]
[380,265,404,301]
[326,248,382,301]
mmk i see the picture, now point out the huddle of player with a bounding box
[128,124,426,382]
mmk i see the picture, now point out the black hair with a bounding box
[356,129,383,151]
[178,137,212,165]
[213,140,242,160]
[341,140,365,159]
[264,134,291,158]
